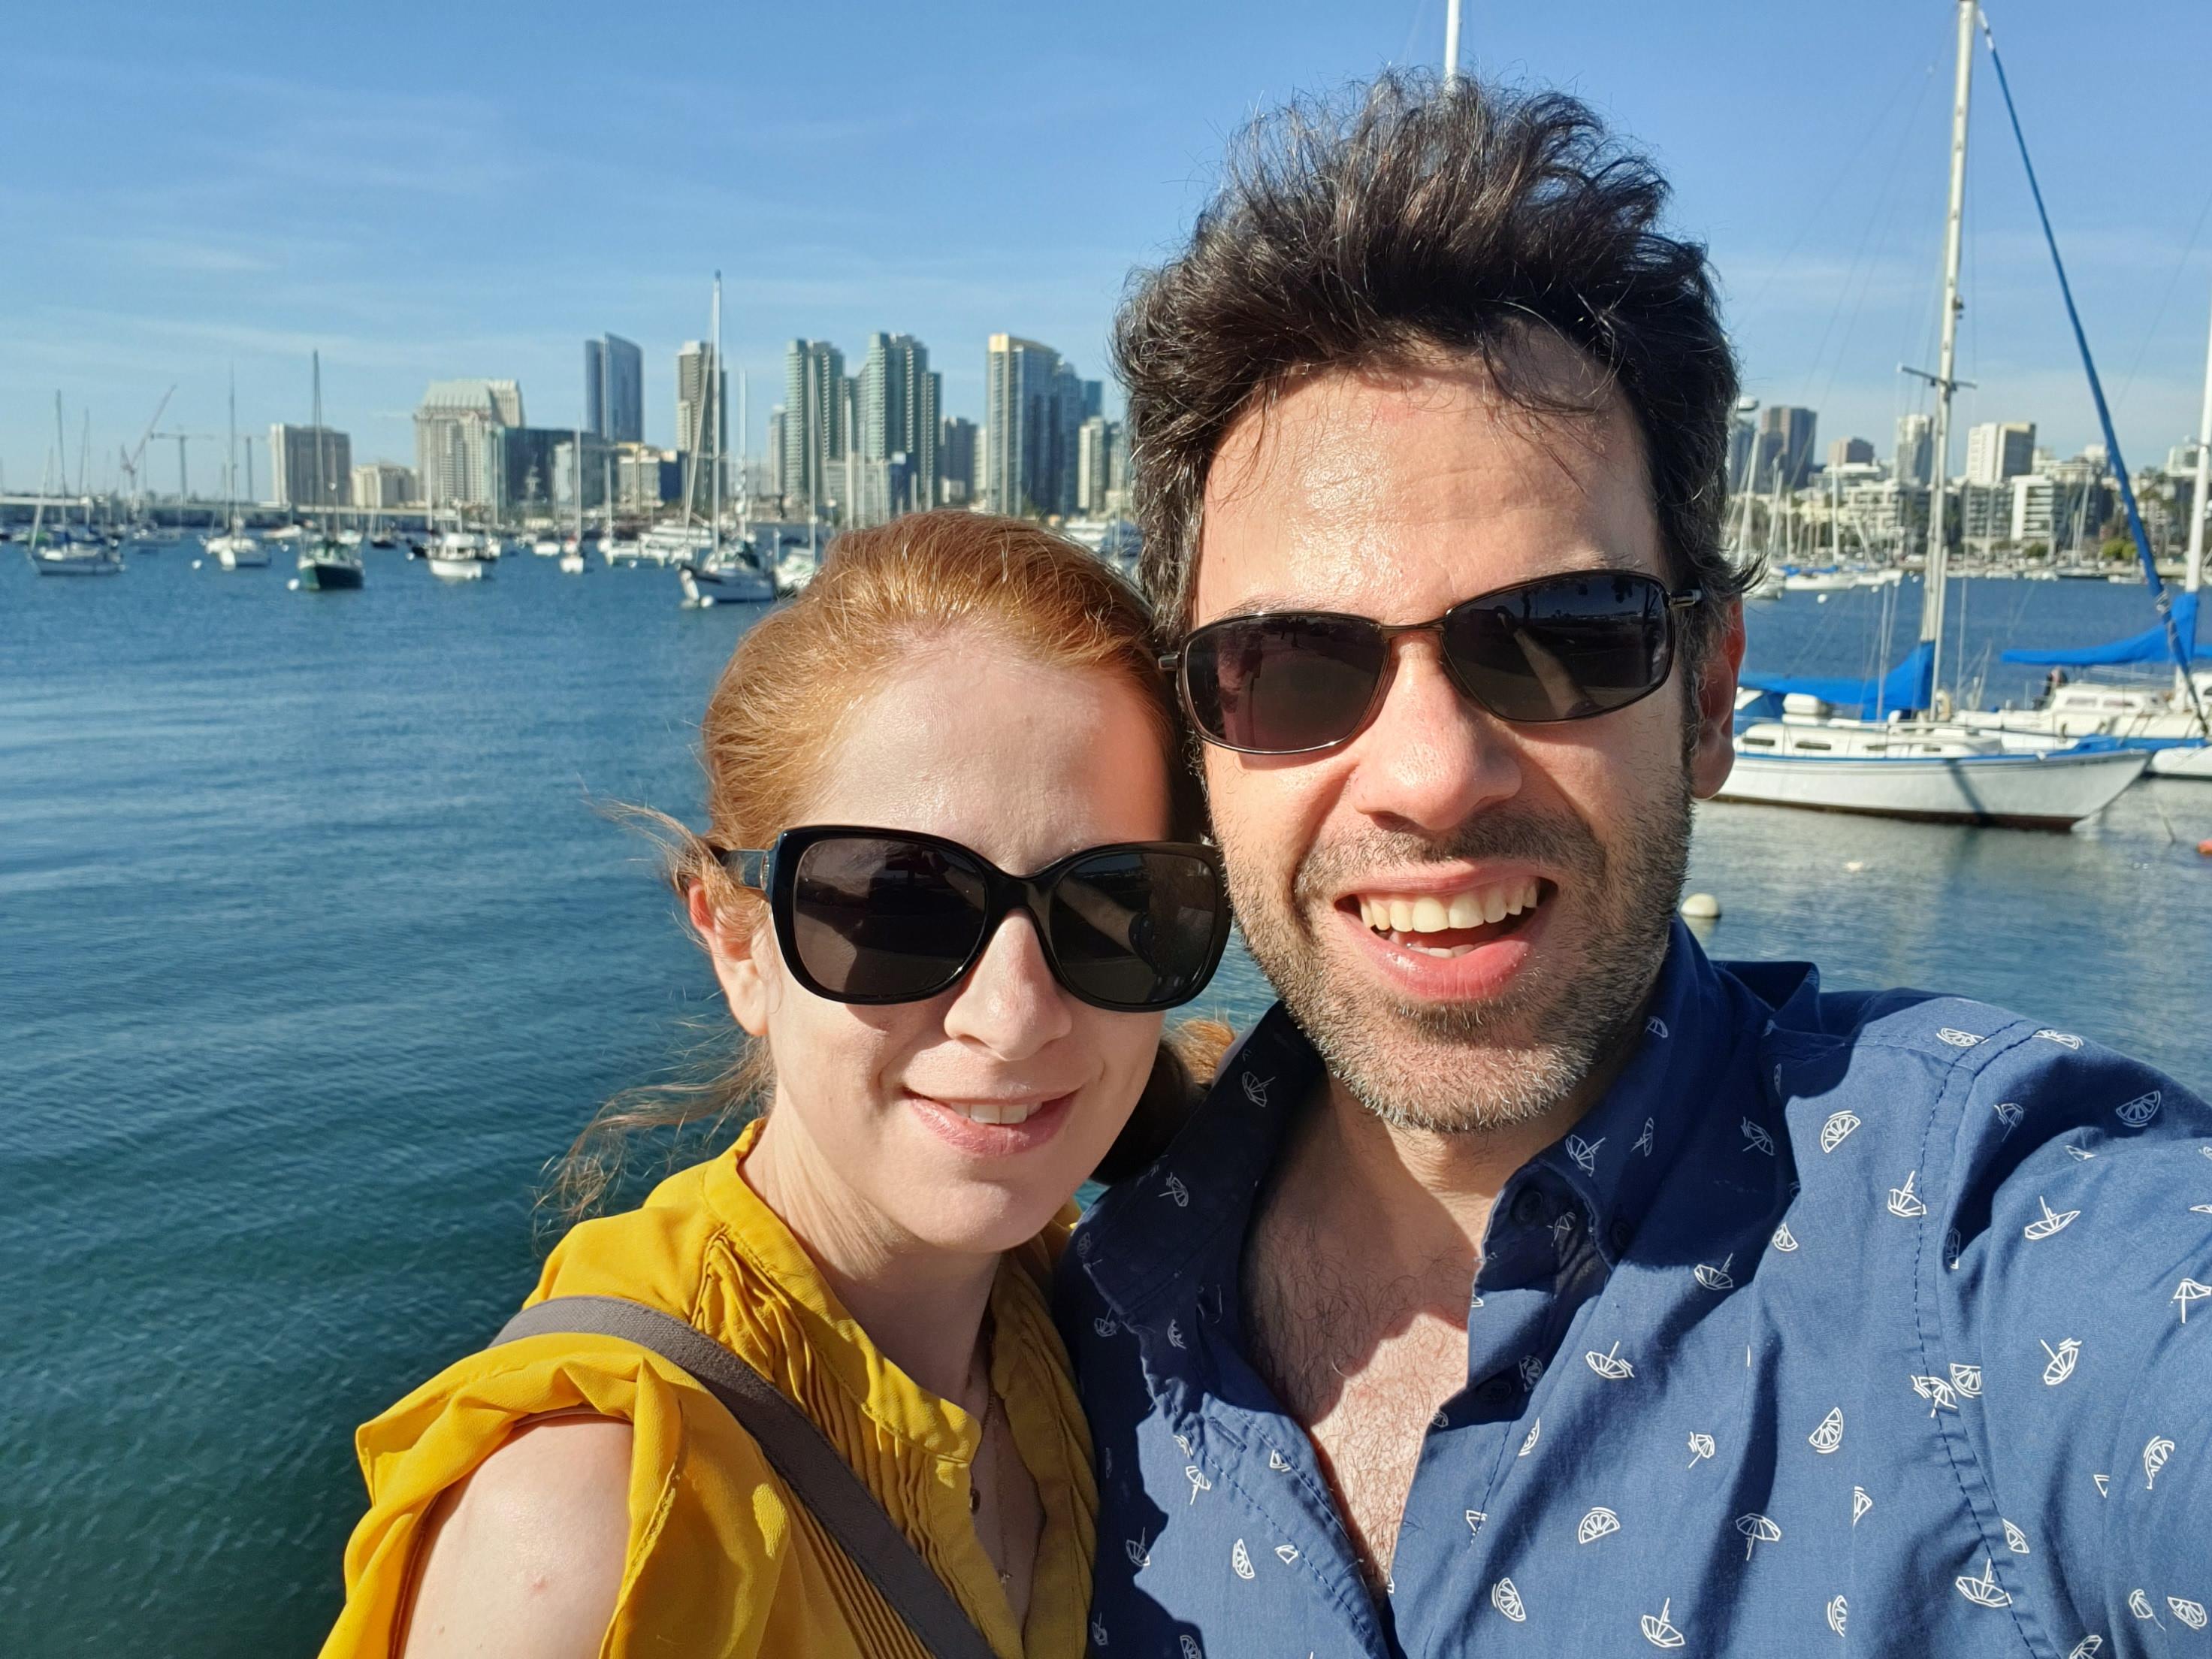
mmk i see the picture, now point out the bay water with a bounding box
[4,544,2207,1653]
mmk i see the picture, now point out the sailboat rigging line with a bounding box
[1976,10,2210,738]
[2113,180,2212,411]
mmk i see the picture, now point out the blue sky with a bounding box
[6,0,2210,496]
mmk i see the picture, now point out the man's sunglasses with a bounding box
[712,826,1231,1012]
[1167,570,1703,756]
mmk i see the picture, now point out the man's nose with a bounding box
[1343,638,1522,833]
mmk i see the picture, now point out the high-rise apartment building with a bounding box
[938,416,978,506]
[782,340,848,512]
[1895,413,1935,486]
[351,462,417,509]
[1965,421,2036,487]
[269,423,352,508]
[1827,437,1875,470]
[1757,406,1818,491]
[412,379,523,509]
[1727,419,1757,493]
[858,334,941,515]
[584,334,643,443]
[985,336,1094,518]
[675,343,727,463]
[1076,417,1126,517]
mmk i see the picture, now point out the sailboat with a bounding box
[295,352,364,591]
[28,402,122,576]
[1717,1,2148,830]
[204,373,267,570]
[673,272,773,606]
[559,427,588,574]
[1953,288,2210,776]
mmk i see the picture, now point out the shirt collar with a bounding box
[1077,921,1778,1320]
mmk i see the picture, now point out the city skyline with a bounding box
[6,1,2212,494]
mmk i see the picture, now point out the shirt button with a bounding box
[1478,1374,1515,1407]
[1510,1187,1550,1228]
[1609,1219,1634,1254]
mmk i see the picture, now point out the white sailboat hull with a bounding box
[1717,745,2148,829]
[2148,744,2212,779]
[426,555,488,582]
[206,536,267,569]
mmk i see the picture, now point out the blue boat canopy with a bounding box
[1739,641,1934,720]
[1999,592,2199,667]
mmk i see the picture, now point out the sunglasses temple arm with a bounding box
[717,848,769,892]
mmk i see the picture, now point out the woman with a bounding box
[320,513,1230,1659]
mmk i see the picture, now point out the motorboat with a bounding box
[425,529,494,582]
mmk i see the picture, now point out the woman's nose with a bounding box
[940,911,1074,1060]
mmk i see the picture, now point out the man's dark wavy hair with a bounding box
[1117,71,1749,666]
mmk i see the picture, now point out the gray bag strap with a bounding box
[493,1293,999,1659]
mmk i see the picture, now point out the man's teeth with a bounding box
[1356,879,1542,935]
[944,1099,1041,1126]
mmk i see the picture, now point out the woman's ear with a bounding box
[687,880,772,1038]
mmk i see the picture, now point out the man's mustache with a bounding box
[1290,808,1606,908]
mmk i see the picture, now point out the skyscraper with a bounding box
[938,416,978,506]
[1827,437,1875,470]
[858,334,941,515]
[269,423,352,508]
[1965,421,2036,487]
[675,343,727,460]
[584,334,643,443]
[1757,406,1818,491]
[782,340,847,512]
[985,336,1095,518]
[413,379,524,509]
[1895,414,1935,487]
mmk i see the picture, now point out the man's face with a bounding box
[1192,345,1742,1132]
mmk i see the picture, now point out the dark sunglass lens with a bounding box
[790,837,988,999]
[1046,851,1224,1008]
[1184,615,1388,751]
[1443,573,1673,722]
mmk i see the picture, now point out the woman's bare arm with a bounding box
[397,1416,633,1659]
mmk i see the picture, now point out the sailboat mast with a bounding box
[1919,0,1975,706]
[711,271,723,558]
[2188,280,2210,600]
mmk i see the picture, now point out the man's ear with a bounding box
[687,880,772,1038]
[1688,600,1745,801]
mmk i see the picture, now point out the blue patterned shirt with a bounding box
[1058,924,2212,1657]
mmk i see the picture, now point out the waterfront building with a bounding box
[857,334,941,515]
[675,341,727,506]
[1727,418,1756,493]
[1756,406,1818,491]
[1965,420,2035,486]
[938,416,977,506]
[351,462,417,509]
[985,335,1094,518]
[413,380,523,511]
[269,423,352,509]
[782,340,847,514]
[491,428,576,518]
[584,335,643,444]
[1076,416,1127,518]
[2008,471,2106,552]
[1840,476,1930,550]
[1960,480,2014,551]
[615,443,683,511]
[552,433,615,512]
[1894,413,1935,487]
[1827,436,1874,470]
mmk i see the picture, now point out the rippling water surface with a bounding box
[3,545,2206,1652]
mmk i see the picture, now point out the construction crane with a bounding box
[118,387,176,503]
[150,429,225,502]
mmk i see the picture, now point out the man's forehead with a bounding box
[1193,346,1658,619]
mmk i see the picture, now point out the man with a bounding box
[1059,73,2210,1656]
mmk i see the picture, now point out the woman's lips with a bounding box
[904,1089,1077,1157]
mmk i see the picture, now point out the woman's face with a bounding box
[715,641,1174,1259]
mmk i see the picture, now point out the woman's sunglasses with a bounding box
[1168,570,1703,755]
[712,826,1231,1012]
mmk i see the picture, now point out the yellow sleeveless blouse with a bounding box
[319,1120,1096,1659]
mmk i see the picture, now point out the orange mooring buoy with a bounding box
[2199,837,2212,857]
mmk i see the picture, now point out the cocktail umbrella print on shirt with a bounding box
[1639,1599,1686,1648]
[1735,1513,1781,1560]
[1693,1255,1735,1292]
[2174,1279,2210,1322]
[2041,1337,2082,1384]
[1887,1170,1929,1218]
[1585,1342,1635,1379]
[2024,1196,2081,1240]
[1685,1433,1715,1469]
[1956,1558,2013,1609]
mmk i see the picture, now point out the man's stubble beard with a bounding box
[1226,772,1694,1135]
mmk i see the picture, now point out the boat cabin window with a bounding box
[1742,735,1776,748]
[1794,739,1833,751]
